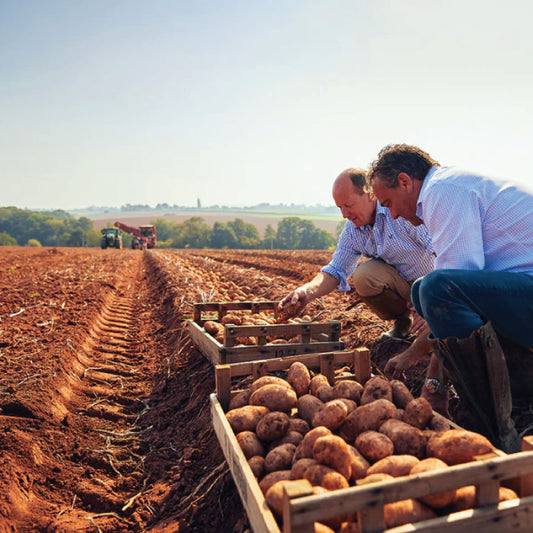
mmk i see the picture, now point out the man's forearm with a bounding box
[303,272,339,301]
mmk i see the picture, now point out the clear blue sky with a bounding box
[1,1,532,210]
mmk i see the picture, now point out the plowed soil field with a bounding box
[0,247,425,532]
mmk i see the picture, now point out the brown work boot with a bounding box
[429,322,520,453]
[357,288,411,340]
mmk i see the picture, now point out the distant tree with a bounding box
[0,232,17,245]
[276,217,302,249]
[172,217,212,248]
[276,217,335,250]
[211,222,238,248]
[262,224,276,249]
[27,238,41,247]
[228,218,260,248]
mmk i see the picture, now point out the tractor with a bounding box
[100,228,123,249]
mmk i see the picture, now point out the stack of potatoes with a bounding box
[225,362,519,532]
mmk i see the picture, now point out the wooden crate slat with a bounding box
[287,453,533,529]
[210,393,280,533]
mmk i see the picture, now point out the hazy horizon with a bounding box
[2,1,533,210]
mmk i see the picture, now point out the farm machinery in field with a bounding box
[114,221,157,249]
[100,228,123,249]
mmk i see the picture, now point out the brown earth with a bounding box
[0,247,429,532]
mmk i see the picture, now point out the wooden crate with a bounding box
[188,301,344,365]
[210,350,533,533]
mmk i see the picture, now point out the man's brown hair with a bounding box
[367,144,440,188]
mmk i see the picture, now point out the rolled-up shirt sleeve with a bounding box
[321,224,361,291]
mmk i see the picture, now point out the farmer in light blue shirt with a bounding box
[279,168,435,379]
[368,143,533,452]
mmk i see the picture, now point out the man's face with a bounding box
[333,183,375,227]
[371,173,422,225]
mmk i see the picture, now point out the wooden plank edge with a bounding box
[210,393,281,533]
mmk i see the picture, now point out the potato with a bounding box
[248,455,265,478]
[409,458,456,508]
[429,414,451,432]
[250,375,293,394]
[250,384,297,412]
[356,473,394,486]
[265,479,311,518]
[269,431,303,450]
[334,380,363,403]
[264,443,297,473]
[403,397,433,429]
[226,405,269,433]
[390,380,414,409]
[259,470,292,494]
[287,362,312,397]
[291,458,319,479]
[339,522,361,533]
[339,398,397,440]
[298,394,325,425]
[310,374,331,396]
[451,485,519,512]
[313,435,353,480]
[314,523,336,533]
[312,399,349,431]
[305,464,349,490]
[384,499,436,528]
[228,389,251,410]
[347,445,370,481]
[289,416,310,436]
[367,455,420,477]
[220,313,243,325]
[316,385,337,403]
[355,431,394,463]
[426,429,494,465]
[204,320,223,335]
[256,411,290,441]
[236,431,264,459]
[300,427,332,458]
[360,376,393,405]
[337,398,357,414]
[379,419,427,458]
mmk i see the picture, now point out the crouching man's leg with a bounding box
[412,270,530,452]
[352,259,412,340]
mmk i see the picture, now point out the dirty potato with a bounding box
[250,384,297,413]
[339,398,397,440]
[312,435,353,480]
[390,380,415,409]
[379,419,427,458]
[426,429,494,465]
[310,374,331,396]
[334,380,364,403]
[226,405,269,433]
[366,455,420,477]
[403,397,433,429]
[236,431,264,459]
[264,443,297,473]
[360,376,393,405]
[410,458,456,508]
[355,431,394,463]
[312,399,349,431]
[300,426,332,458]
[297,394,325,426]
[287,362,312,397]
[256,411,290,441]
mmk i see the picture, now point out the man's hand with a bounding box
[384,350,421,380]
[278,286,310,313]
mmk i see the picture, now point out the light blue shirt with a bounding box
[417,166,533,275]
[322,203,435,291]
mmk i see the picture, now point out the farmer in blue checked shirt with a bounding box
[367,144,533,453]
[279,167,440,400]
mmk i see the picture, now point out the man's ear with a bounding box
[397,172,413,191]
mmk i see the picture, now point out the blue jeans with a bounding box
[411,269,533,347]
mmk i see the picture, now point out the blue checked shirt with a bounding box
[321,203,435,291]
[417,166,533,275]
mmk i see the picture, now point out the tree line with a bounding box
[0,207,343,250]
